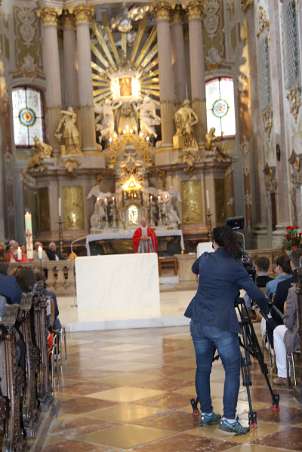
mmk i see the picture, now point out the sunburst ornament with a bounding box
[91,19,160,139]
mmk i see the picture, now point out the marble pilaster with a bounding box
[63,12,79,108]
[187,1,207,142]
[267,1,290,243]
[39,7,62,148]
[155,2,175,146]
[74,5,97,151]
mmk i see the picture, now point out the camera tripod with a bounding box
[190,298,280,428]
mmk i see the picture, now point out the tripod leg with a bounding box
[246,317,280,412]
[190,398,200,416]
[240,326,257,429]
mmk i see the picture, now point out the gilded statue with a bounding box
[55,107,81,155]
[33,136,53,158]
[174,99,198,148]
[116,102,138,135]
[138,96,161,138]
[205,127,219,151]
[27,137,53,170]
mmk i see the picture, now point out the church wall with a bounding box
[4,0,46,242]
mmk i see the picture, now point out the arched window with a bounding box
[205,77,236,137]
[12,87,44,147]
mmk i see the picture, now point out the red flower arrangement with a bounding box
[284,226,302,250]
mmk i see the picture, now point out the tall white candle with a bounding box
[17,246,22,261]
[38,245,43,260]
[25,211,33,260]
[206,190,210,210]
[58,197,62,217]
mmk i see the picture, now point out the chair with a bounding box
[286,350,300,388]
[158,257,178,276]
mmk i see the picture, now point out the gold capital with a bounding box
[186,1,203,20]
[153,1,171,21]
[37,7,62,26]
[73,5,94,25]
[172,4,184,24]
[62,11,75,30]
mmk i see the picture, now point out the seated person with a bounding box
[273,285,300,385]
[46,242,60,261]
[0,264,22,304]
[266,255,293,299]
[254,256,272,288]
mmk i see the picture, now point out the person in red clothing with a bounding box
[132,218,158,253]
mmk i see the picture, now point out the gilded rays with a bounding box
[91,20,160,105]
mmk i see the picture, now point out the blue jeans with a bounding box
[190,321,241,419]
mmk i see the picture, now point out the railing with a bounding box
[0,282,53,451]
[9,261,76,296]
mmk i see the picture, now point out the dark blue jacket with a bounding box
[0,273,22,304]
[184,248,269,333]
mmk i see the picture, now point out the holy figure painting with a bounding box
[119,77,132,97]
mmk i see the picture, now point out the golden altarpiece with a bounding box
[22,2,235,253]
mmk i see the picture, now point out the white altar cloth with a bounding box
[75,253,161,324]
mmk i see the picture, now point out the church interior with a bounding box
[1,0,302,450]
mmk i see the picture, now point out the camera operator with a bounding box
[185,226,270,435]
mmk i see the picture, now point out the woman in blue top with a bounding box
[185,226,269,435]
[266,255,293,299]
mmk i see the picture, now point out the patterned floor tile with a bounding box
[85,386,166,403]
[80,424,176,449]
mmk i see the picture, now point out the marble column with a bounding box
[74,5,96,151]
[39,8,62,148]
[155,2,175,146]
[63,12,79,108]
[171,6,187,104]
[187,1,207,142]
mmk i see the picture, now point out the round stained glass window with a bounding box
[212,99,229,118]
[18,107,36,127]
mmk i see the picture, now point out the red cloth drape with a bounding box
[132,227,158,253]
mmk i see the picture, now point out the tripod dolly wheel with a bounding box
[190,398,200,416]
[272,393,280,413]
[248,411,257,429]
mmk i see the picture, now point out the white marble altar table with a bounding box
[75,253,160,327]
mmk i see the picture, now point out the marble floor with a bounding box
[58,289,196,327]
[42,326,302,451]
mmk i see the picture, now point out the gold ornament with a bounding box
[287,86,301,122]
[37,7,61,26]
[256,6,270,38]
[241,0,253,12]
[262,106,273,137]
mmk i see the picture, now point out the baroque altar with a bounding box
[22,3,235,253]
